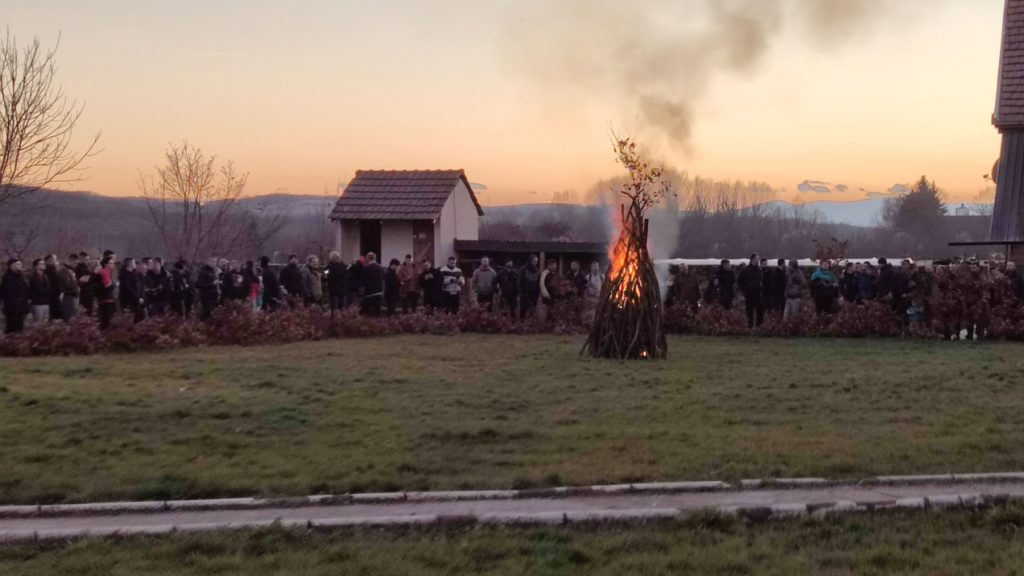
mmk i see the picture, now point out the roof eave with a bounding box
[458,173,485,217]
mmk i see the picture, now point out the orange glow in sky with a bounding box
[4,0,1005,205]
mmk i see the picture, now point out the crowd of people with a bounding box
[0,250,607,335]
[665,254,1024,339]
[4,249,1022,340]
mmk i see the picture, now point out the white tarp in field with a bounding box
[658,258,929,268]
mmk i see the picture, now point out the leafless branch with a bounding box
[0,29,100,211]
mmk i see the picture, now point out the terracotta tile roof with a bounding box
[329,170,484,221]
[997,0,1024,128]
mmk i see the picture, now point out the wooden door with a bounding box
[413,221,434,264]
[359,220,381,258]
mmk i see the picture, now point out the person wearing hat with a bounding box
[0,259,29,333]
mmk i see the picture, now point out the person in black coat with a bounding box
[260,257,282,311]
[194,259,221,320]
[347,257,365,306]
[28,258,52,323]
[737,255,765,328]
[1009,261,1024,302]
[496,259,520,317]
[119,258,145,323]
[169,260,192,317]
[874,258,895,300]
[715,260,737,310]
[326,252,348,312]
[218,259,241,302]
[840,262,860,304]
[360,253,384,316]
[75,252,96,316]
[1,259,29,333]
[384,258,401,315]
[419,259,442,313]
[279,254,305,305]
[517,255,541,319]
[764,258,787,312]
[891,259,916,321]
[145,257,172,316]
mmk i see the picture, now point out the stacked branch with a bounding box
[583,138,671,361]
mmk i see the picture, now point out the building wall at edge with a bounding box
[339,221,360,263]
[436,180,480,263]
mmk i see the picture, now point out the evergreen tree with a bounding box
[883,176,947,233]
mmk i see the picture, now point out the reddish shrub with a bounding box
[757,307,818,338]
[824,301,902,338]
[691,305,748,336]
[663,306,697,334]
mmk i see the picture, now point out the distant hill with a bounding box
[0,189,338,258]
[762,199,887,227]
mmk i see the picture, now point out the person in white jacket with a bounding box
[439,257,465,314]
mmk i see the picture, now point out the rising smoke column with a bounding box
[505,0,937,152]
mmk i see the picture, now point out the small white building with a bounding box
[329,169,483,265]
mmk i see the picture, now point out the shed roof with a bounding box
[329,170,484,221]
[997,0,1024,128]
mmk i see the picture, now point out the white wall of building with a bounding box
[381,220,414,263]
[434,179,480,263]
[338,221,360,263]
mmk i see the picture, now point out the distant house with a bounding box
[329,170,483,265]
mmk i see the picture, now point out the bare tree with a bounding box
[139,142,285,262]
[973,186,995,217]
[0,30,99,211]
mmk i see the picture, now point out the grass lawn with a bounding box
[5,507,1024,575]
[0,334,1022,504]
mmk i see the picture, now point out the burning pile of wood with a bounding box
[583,138,671,360]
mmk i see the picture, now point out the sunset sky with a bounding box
[4,0,1006,205]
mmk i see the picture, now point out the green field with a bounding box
[5,507,1024,575]
[0,335,1022,504]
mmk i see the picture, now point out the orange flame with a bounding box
[607,217,645,308]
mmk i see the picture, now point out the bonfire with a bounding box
[583,138,672,360]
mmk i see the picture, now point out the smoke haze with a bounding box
[506,0,935,152]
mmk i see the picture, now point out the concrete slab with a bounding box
[350,493,406,503]
[167,498,266,511]
[40,501,167,515]
[630,481,729,493]
[871,475,955,485]
[0,506,39,517]
[953,473,1024,482]
[406,490,517,502]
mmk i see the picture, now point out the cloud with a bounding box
[471,182,489,191]
[862,185,902,199]
[797,179,832,194]
[835,184,848,193]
